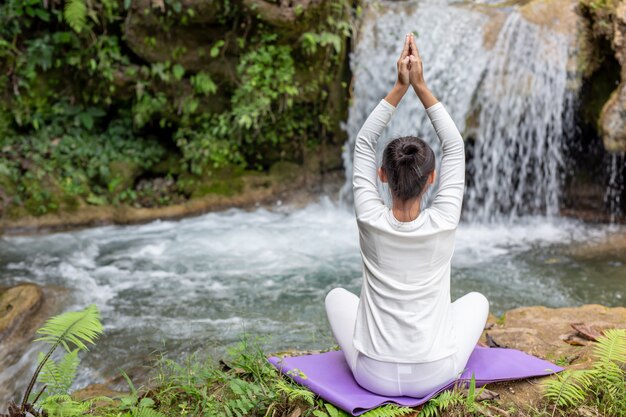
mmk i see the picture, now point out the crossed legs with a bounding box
[324,288,489,396]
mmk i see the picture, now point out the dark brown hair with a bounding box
[382,136,435,202]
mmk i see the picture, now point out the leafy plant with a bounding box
[118,371,167,417]
[2,305,104,417]
[543,328,626,416]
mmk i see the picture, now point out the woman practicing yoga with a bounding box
[325,33,489,397]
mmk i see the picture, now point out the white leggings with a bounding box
[325,288,489,397]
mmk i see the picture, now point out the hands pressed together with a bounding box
[385,33,437,109]
[397,33,425,90]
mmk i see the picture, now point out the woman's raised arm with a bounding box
[409,35,465,226]
[353,35,412,221]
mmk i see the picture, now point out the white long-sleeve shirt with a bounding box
[352,98,465,363]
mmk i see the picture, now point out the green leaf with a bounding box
[172,64,185,81]
[78,112,94,130]
[64,0,87,33]
[35,304,104,352]
[210,40,225,58]
[38,349,80,397]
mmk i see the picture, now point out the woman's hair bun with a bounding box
[398,142,419,163]
[400,142,419,156]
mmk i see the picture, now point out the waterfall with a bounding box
[604,152,625,223]
[341,1,578,222]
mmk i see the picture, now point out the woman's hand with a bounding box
[384,34,412,107]
[396,34,411,88]
[408,34,438,109]
[408,34,425,90]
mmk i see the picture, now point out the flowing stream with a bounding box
[1,0,625,405]
[1,200,625,399]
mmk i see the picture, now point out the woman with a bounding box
[325,33,489,397]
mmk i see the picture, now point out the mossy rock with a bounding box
[21,176,61,216]
[269,161,302,184]
[108,160,142,195]
[0,163,17,216]
[151,154,184,176]
[177,165,246,198]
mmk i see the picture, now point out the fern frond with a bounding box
[418,400,438,417]
[64,0,87,33]
[133,407,167,417]
[543,369,595,408]
[360,404,414,417]
[35,304,103,352]
[418,389,463,416]
[38,349,80,397]
[593,328,626,365]
[275,379,315,406]
[39,394,90,417]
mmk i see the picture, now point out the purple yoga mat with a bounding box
[268,347,562,415]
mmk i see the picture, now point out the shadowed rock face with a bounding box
[599,1,626,152]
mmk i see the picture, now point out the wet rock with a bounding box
[578,0,626,152]
[519,0,580,34]
[0,284,43,341]
[0,284,66,405]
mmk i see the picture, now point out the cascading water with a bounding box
[342,1,578,221]
[604,152,626,223]
[341,1,491,206]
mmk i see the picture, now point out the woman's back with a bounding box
[351,96,465,363]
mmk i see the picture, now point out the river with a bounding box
[1,199,625,395]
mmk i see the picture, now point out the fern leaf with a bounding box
[64,0,87,33]
[134,407,167,417]
[275,379,315,406]
[35,304,103,352]
[543,370,595,408]
[418,401,438,417]
[593,328,626,365]
[38,349,80,396]
[360,404,414,417]
[40,394,90,417]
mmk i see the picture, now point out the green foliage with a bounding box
[2,114,165,214]
[37,394,91,417]
[543,328,626,416]
[63,0,87,33]
[0,0,353,216]
[117,372,167,417]
[35,304,104,351]
[7,305,104,417]
[38,350,80,396]
[418,389,463,417]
